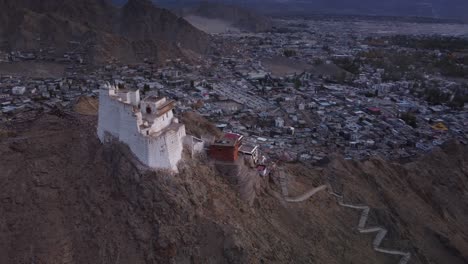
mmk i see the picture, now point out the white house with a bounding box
[97,84,186,172]
[12,86,26,95]
[275,117,284,128]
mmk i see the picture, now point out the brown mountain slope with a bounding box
[326,141,468,264]
[0,0,209,63]
[184,1,272,32]
[0,113,467,263]
[120,0,209,54]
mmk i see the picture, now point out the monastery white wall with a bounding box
[98,86,186,171]
[165,126,186,169]
[150,111,174,133]
[98,89,121,141]
[183,135,204,157]
[146,125,186,171]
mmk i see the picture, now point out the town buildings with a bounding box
[1,16,467,166]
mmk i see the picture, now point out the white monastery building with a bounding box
[97,84,186,171]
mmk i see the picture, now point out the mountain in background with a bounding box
[261,0,468,21]
[0,0,210,63]
[180,1,272,32]
[137,0,468,21]
[2,113,468,263]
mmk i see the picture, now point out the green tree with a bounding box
[313,58,324,65]
[283,49,297,57]
[336,72,347,84]
[294,79,301,89]
[425,87,450,105]
[448,93,468,109]
[143,84,150,93]
[401,112,418,128]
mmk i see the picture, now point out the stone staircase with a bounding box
[329,192,411,264]
[271,169,289,197]
[237,166,257,205]
[280,174,412,264]
[284,185,327,203]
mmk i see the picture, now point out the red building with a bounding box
[209,133,244,162]
[367,107,381,115]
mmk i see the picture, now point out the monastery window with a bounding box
[146,106,152,114]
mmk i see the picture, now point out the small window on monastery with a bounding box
[146,106,152,114]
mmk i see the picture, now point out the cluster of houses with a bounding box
[0,72,99,122]
[2,17,468,166]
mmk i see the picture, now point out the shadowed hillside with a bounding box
[0,111,467,263]
[0,0,210,63]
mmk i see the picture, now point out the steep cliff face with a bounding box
[0,0,209,63]
[0,113,467,263]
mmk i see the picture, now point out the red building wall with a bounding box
[209,144,239,162]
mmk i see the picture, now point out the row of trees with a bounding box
[388,35,468,52]
[359,47,468,81]
[434,56,468,78]
[400,112,418,128]
[332,57,360,75]
[418,87,468,109]
[283,49,297,57]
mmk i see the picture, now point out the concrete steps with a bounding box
[282,183,412,264]
[237,166,256,205]
[330,192,411,264]
[284,185,327,202]
[271,169,289,197]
